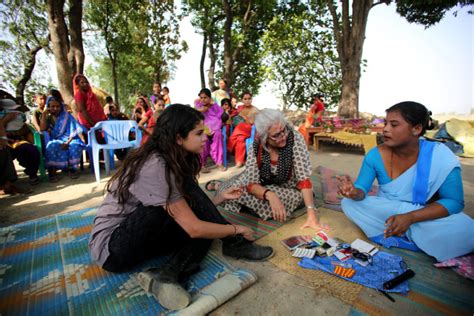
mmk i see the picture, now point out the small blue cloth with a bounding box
[370,234,422,252]
[298,251,410,294]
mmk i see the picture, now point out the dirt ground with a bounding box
[1,141,473,315]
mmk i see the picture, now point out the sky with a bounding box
[26,3,472,115]
[165,4,473,115]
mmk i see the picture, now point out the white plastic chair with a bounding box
[88,120,142,183]
[245,124,256,153]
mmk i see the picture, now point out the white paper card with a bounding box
[351,238,379,256]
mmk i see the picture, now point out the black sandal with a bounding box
[205,180,222,192]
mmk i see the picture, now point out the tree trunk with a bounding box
[200,32,207,89]
[281,95,288,112]
[67,0,85,74]
[111,56,119,107]
[207,32,217,91]
[154,63,163,83]
[15,45,43,107]
[327,0,374,118]
[222,0,233,84]
[103,0,119,106]
[338,65,360,118]
[46,0,74,105]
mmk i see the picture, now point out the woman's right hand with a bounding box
[268,192,287,222]
[336,175,357,199]
[236,225,255,241]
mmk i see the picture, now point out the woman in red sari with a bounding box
[227,91,259,168]
[73,74,107,130]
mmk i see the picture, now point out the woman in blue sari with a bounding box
[40,96,85,181]
[338,101,473,262]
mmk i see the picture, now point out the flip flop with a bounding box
[205,180,222,192]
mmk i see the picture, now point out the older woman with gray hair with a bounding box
[214,108,319,229]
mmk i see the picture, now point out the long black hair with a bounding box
[386,101,434,136]
[106,104,204,205]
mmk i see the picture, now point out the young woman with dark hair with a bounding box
[89,104,273,310]
[338,101,473,262]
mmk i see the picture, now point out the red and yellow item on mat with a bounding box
[333,265,356,278]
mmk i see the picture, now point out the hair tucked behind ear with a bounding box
[106,104,204,205]
[386,101,434,136]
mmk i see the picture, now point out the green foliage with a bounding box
[395,0,474,27]
[0,1,51,106]
[263,1,341,110]
[84,0,187,109]
[182,0,275,97]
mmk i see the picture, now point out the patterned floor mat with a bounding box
[0,208,257,315]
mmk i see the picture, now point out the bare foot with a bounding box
[235,162,244,168]
[217,164,227,172]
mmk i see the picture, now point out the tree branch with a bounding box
[326,0,343,63]
[371,0,391,9]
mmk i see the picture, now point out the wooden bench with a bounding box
[313,134,333,150]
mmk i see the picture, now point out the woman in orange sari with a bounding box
[298,93,325,144]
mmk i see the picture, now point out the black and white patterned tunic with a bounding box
[217,130,312,220]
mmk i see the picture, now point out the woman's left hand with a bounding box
[60,142,69,150]
[220,187,243,200]
[384,213,413,238]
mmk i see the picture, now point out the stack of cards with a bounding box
[292,247,316,259]
[280,235,313,251]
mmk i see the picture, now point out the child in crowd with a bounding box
[141,97,165,145]
[103,96,115,116]
[107,105,129,121]
[150,82,162,105]
[134,96,153,129]
[220,98,235,137]
[106,105,130,161]
[31,94,46,132]
[162,86,171,106]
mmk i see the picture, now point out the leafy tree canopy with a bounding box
[0,1,51,106]
[395,0,473,27]
[263,1,341,110]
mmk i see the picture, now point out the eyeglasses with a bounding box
[268,126,289,141]
[351,249,373,265]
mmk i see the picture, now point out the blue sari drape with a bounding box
[342,140,474,262]
[45,97,85,171]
